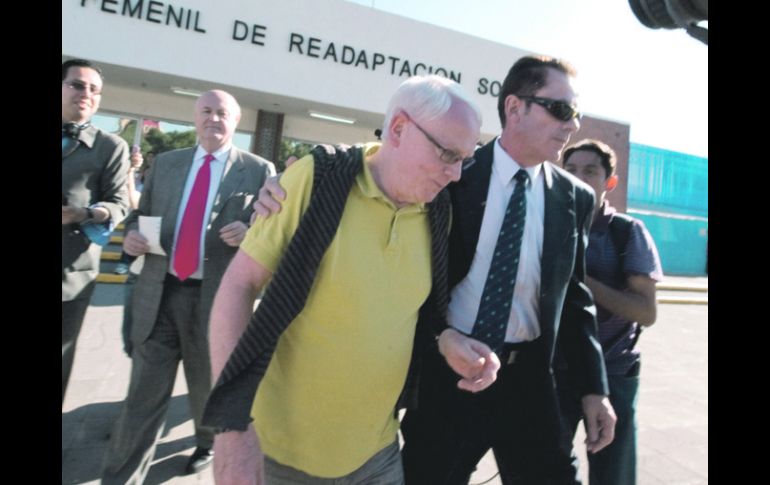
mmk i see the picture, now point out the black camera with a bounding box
[628,0,708,45]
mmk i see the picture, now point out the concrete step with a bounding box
[98,255,130,282]
[657,290,708,305]
[657,283,708,293]
[98,224,127,283]
[101,251,122,261]
[657,295,708,305]
[96,273,129,284]
[656,280,708,305]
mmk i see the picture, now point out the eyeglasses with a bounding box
[518,95,581,122]
[403,112,475,169]
[63,80,102,96]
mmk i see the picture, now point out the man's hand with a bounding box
[251,176,285,223]
[437,328,501,393]
[123,229,150,257]
[249,155,298,224]
[213,425,264,485]
[582,394,617,453]
[62,205,109,225]
[62,205,86,225]
[219,221,249,247]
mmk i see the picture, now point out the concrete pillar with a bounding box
[252,110,285,163]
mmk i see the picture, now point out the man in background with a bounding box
[558,138,663,485]
[62,58,130,405]
[101,89,275,483]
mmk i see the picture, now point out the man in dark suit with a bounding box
[400,56,616,484]
[62,58,130,405]
[101,89,275,484]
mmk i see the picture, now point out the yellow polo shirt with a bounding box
[241,143,432,477]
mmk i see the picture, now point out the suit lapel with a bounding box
[452,141,494,264]
[161,150,195,251]
[540,162,575,337]
[210,148,244,225]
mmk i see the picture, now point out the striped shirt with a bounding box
[587,201,663,376]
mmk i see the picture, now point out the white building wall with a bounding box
[63,0,533,140]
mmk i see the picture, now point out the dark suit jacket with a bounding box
[447,140,608,397]
[62,125,130,301]
[124,146,275,344]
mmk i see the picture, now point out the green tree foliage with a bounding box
[116,121,197,156]
[117,119,314,173]
[143,128,198,155]
[278,139,313,172]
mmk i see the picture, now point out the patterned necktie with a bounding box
[471,169,529,353]
[173,153,215,281]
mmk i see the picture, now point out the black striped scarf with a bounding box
[202,143,449,432]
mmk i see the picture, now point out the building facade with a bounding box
[67,0,711,274]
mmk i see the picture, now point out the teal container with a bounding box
[628,210,708,276]
[626,144,708,275]
[628,144,708,219]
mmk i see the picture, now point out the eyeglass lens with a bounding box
[66,80,101,95]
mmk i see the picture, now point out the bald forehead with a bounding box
[196,90,240,115]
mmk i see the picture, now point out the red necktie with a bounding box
[173,153,214,280]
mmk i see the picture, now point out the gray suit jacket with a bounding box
[125,146,275,344]
[62,125,130,301]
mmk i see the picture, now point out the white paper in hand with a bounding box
[139,216,167,255]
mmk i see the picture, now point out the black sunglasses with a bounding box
[518,95,581,122]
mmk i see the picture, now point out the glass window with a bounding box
[90,113,132,136]
[233,132,253,152]
[90,112,255,155]
[158,120,194,134]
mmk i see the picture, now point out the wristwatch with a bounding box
[82,207,95,224]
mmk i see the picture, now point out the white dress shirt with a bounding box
[447,137,544,343]
[169,145,230,280]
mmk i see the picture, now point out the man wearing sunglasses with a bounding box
[62,58,130,405]
[399,55,615,484]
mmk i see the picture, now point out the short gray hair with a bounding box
[382,75,482,140]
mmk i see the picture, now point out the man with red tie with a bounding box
[102,89,275,484]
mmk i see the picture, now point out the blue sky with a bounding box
[347,0,708,158]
